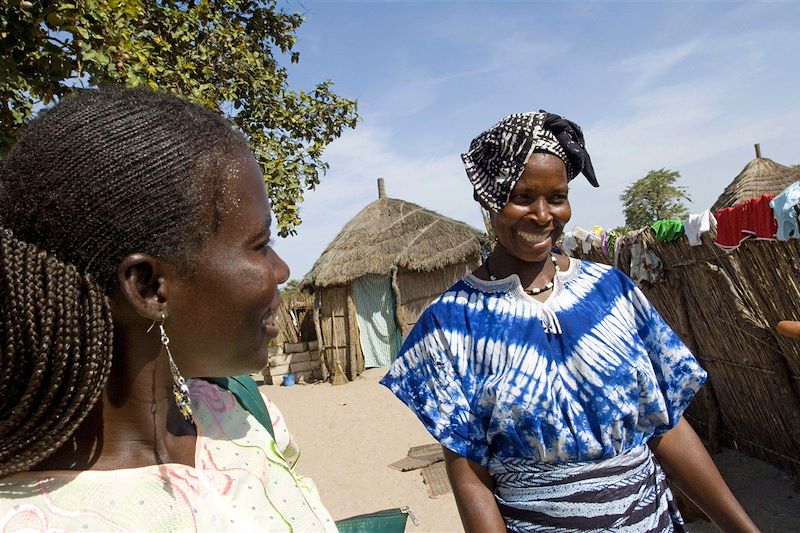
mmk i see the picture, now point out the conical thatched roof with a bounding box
[711,146,800,212]
[303,196,486,288]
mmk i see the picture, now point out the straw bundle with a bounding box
[571,227,800,476]
[302,197,485,289]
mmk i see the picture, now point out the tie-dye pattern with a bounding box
[380,259,706,468]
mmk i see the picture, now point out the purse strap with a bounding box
[204,375,275,440]
[206,376,415,532]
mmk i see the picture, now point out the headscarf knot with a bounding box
[461,110,598,212]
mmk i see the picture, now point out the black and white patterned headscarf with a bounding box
[461,111,598,212]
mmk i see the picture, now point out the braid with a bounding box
[0,87,244,290]
[0,87,246,475]
[0,230,113,477]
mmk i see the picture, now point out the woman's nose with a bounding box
[271,251,290,285]
[527,198,553,225]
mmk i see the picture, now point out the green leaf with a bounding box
[0,0,359,233]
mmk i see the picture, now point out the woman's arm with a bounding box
[648,418,759,532]
[442,447,506,533]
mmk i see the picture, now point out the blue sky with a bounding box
[274,0,800,281]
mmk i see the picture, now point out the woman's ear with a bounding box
[116,253,173,322]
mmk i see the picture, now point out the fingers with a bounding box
[776,320,800,339]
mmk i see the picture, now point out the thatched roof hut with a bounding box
[711,144,800,212]
[303,179,486,383]
[304,188,484,287]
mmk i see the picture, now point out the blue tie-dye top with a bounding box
[380,259,706,468]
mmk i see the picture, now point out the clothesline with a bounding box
[559,179,800,286]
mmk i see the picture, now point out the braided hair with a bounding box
[0,87,248,476]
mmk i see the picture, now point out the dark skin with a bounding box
[35,148,289,471]
[447,153,758,532]
[443,447,505,532]
[475,152,571,302]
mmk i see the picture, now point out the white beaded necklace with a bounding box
[485,253,560,295]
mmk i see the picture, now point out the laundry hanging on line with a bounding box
[683,209,716,246]
[770,181,800,241]
[715,194,778,250]
[651,219,685,243]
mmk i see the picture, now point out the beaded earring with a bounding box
[148,313,193,422]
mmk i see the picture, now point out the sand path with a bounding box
[262,368,799,532]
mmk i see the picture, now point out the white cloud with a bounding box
[615,40,700,92]
[276,2,800,279]
[564,12,800,231]
[369,34,565,121]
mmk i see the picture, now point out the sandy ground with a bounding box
[261,368,800,533]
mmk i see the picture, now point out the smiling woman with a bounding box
[161,151,288,378]
[0,88,336,531]
[381,111,758,533]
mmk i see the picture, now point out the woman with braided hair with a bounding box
[381,112,758,532]
[0,87,337,531]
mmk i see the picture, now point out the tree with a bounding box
[280,278,303,298]
[610,226,630,236]
[1,0,358,236]
[619,168,690,229]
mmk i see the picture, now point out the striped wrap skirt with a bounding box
[489,445,686,533]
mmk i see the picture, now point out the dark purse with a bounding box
[206,376,416,533]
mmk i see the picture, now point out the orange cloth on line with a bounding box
[715,194,777,249]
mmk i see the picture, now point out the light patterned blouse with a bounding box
[0,379,336,532]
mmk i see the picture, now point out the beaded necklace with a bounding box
[484,253,560,295]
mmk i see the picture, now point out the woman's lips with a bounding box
[262,307,280,337]
[515,229,551,244]
[262,294,282,338]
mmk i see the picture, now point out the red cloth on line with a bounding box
[715,194,778,249]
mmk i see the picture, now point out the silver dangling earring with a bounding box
[148,313,193,422]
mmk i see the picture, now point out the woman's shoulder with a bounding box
[565,257,635,288]
[398,275,493,344]
[554,258,644,311]
[419,273,513,320]
[0,458,206,531]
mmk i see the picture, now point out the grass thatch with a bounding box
[569,228,800,477]
[711,155,800,212]
[302,197,486,288]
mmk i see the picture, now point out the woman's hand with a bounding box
[776,320,800,339]
[442,447,507,533]
[648,418,760,532]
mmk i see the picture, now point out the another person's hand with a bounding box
[776,320,800,339]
